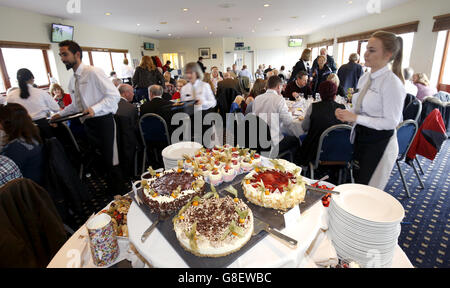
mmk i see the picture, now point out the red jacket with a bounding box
[407,109,447,161]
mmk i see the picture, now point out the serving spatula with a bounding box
[253,218,298,249]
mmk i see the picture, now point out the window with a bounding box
[162,53,179,70]
[80,47,129,76]
[437,30,450,91]
[399,32,415,68]
[92,51,113,75]
[0,41,52,93]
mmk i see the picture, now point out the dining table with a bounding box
[48,155,413,268]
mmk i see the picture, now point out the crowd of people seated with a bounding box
[0,32,447,220]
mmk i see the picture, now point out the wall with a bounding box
[158,37,224,72]
[0,5,160,89]
[305,0,450,79]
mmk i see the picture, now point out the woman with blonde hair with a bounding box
[49,83,72,109]
[132,55,165,102]
[413,73,437,101]
[289,48,312,82]
[335,31,406,189]
[171,79,187,100]
[203,73,216,96]
[211,67,223,93]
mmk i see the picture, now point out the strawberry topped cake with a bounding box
[242,159,306,211]
[173,188,254,257]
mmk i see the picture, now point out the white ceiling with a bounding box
[0,0,412,39]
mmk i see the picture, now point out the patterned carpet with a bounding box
[72,141,450,268]
[385,139,450,268]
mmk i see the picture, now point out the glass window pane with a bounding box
[91,51,112,75]
[312,48,319,62]
[442,37,450,85]
[399,32,414,69]
[360,41,368,63]
[111,52,125,73]
[342,41,359,66]
[0,70,5,93]
[82,51,90,65]
[2,48,49,87]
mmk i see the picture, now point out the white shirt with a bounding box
[239,69,254,82]
[180,79,217,112]
[6,84,60,121]
[252,89,303,145]
[405,80,418,97]
[119,65,134,79]
[352,65,406,131]
[60,63,120,117]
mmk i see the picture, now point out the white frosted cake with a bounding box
[242,159,306,211]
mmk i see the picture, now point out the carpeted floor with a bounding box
[72,141,450,268]
[385,140,449,268]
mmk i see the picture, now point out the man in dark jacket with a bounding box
[337,53,363,93]
[140,85,175,133]
[217,72,242,96]
[312,48,337,73]
[283,71,313,100]
[197,57,207,73]
[116,84,139,178]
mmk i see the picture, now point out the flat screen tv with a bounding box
[288,38,303,47]
[51,24,74,43]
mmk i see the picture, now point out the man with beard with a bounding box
[51,40,125,195]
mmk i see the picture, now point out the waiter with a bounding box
[52,40,125,195]
[335,31,405,190]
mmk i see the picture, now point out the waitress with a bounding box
[335,31,406,190]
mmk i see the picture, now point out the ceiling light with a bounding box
[264,4,270,7]
[209,32,213,35]
[168,33,172,36]
[183,8,189,12]
[137,23,141,26]
[347,0,353,4]
[105,12,112,16]
[258,17,262,21]
[196,20,200,24]
[252,30,255,33]
[160,21,168,24]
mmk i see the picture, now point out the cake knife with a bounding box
[253,218,298,249]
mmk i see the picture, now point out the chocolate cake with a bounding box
[141,169,206,215]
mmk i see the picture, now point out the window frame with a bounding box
[0,41,53,93]
[81,47,129,73]
[437,30,450,92]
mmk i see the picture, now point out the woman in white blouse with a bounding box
[335,31,406,190]
[6,69,60,121]
[180,62,217,112]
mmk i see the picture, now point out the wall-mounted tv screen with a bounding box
[51,24,74,43]
[288,38,303,47]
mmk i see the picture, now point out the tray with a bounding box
[131,188,268,268]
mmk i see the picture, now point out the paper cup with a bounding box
[86,214,119,267]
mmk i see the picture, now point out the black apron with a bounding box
[353,125,394,185]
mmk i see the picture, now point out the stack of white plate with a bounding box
[328,184,405,268]
[161,141,203,170]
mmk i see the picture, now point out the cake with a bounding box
[141,167,206,215]
[173,190,254,257]
[242,159,306,211]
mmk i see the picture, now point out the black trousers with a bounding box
[84,114,126,195]
[353,125,394,185]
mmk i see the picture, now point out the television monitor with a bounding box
[51,24,74,43]
[288,38,303,47]
[144,42,155,51]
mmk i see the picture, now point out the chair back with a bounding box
[396,120,418,160]
[139,113,171,146]
[420,96,446,126]
[313,124,353,169]
[232,113,272,156]
[403,98,422,122]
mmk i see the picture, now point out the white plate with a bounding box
[162,141,202,160]
[333,184,405,224]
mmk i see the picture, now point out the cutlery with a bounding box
[305,185,341,196]
[141,214,170,243]
[253,218,298,249]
